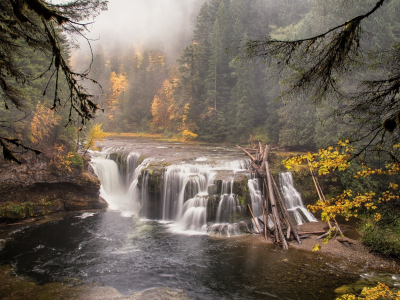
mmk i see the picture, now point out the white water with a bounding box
[162,164,216,222]
[216,179,239,223]
[91,152,150,217]
[279,172,317,225]
[160,160,254,234]
[91,149,269,235]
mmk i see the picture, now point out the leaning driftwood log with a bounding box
[270,175,301,244]
[264,146,288,249]
[248,203,261,234]
[238,143,305,249]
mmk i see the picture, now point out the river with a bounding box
[0,137,360,299]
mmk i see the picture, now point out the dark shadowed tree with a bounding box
[243,0,400,160]
[0,0,107,163]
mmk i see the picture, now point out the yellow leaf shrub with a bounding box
[336,283,400,300]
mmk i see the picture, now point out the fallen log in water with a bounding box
[270,175,301,244]
[248,203,261,234]
[237,143,306,250]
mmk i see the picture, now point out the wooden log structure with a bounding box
[238,143,305,249]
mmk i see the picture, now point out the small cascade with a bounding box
[126,152,140,185]
[216,179,242,223]
[248,175,263,216]
[162,164,215,221]
[91,151,149,217]
[279,172,317,225]
[140,169,151,218]
[204,221,251,237]
[158,160,255,235]
[178,193,208,231]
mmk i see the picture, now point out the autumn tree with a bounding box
[0,0,108,163]
[30,101,62,148]
[107,71,128,128]
[84,123,109,155]
[151,77,181,132]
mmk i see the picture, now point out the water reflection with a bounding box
[0,211,357,299]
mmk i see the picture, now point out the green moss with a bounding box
[67,152,84,168]
[147,171,162,194]
[0,199,65,220]
[360,219,400,257]
[0,203,27,219]
[238,195,246,206]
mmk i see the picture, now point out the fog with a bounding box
[73,0,205,63]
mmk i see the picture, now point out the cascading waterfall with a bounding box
[91,151,150,217]
[161,164,215,231]
[205,178,250,236]
[279,172,317,225]
[92,151,261,235]
[140,169,150,218]
[178,193,208,231]
[126,152,140,185]
[247,174,270,233]
[216,179,242,223]
[248,175,263,217]
[158,160,253,234]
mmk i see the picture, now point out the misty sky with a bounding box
[75,0,204,57]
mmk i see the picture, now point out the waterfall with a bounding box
[92,151,256,235]
[159,160,254,234]
[140,169,150,218]
[279,172,317,225]
[126,152,140,185]
[177,193,208,231]
[216,179,242,223]
[161,164,216,221]
[91,152,150,217]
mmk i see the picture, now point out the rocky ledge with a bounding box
[0,161,107,221]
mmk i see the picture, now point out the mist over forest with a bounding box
[67,0,397,150]
[71,0,376,147]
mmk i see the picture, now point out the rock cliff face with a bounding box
[0,161,107,221]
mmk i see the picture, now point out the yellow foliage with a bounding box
[284,140,352,175]
[151,79,179,129]
[182,130,198,141]
[49,144,73,175]
[30,102,61,144]
[312,244,321,251]
[84,123,109,154]
[336,282,400,300]
[146,52,165,72]
[110,71,128,96]
[285,142,400,226]
[107,72,128,122]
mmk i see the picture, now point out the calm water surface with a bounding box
[0,211,356,300]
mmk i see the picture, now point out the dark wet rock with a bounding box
[207,184,218,195]
[0,161,106,221]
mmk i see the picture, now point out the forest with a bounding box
[3,0,400,152]
[70,0,399,149]
[75,0,346,146]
